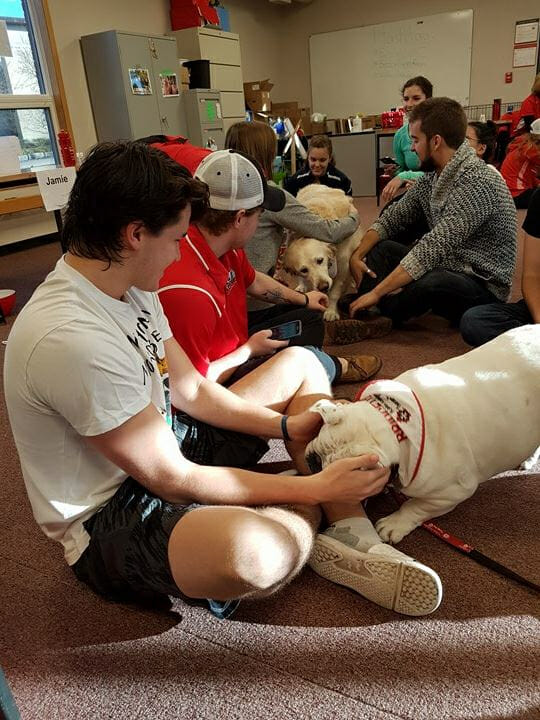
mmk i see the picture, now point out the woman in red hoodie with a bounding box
[500,118,540,209]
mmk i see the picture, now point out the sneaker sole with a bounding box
[324,318,392,346]
[364,318,392,339]
[309,534,442,616]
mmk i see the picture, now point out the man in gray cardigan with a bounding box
[348,97,517,326]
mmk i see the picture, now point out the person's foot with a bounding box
[324,317,392,345]
[336,354,382,383]
[309,534,443,616]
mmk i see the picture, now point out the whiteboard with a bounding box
[310,11,473,117]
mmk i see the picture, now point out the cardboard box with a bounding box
[271,101,299,118]
[310,121,327,135]
[244,79,274,113]
[361,114,382,130]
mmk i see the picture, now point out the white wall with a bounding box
[267,0,540,110]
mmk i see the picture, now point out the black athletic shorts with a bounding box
[71,411,269,619]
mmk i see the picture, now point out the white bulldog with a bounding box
[306,325,540,543]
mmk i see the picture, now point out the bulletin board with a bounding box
[309,11,473,117]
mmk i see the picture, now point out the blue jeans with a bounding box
[460,298,532,346]
[360,240,500,326]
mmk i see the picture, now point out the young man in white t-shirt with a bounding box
[4,142,440,618]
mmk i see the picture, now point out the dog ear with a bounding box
[309,399,344,425]
[327,247,338,279]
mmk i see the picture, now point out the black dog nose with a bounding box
[318,282,330,292]
[305,451,322,473]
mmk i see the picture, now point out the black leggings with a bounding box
[513,189,535,209]
[248,304,325,347]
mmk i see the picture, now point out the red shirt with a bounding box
[519,94,540,122]
[500,137,540,197]
[158,225,256,376]
[151,136,211,174]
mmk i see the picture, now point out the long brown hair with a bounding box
[225,121,276,179]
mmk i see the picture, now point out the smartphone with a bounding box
[269,320,302,340]
[380,156,396,165]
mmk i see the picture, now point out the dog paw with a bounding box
[323,308,340,322]
[375,513,417,544]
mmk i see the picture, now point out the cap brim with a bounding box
[263,184,286,212]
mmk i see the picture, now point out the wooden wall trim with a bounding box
[30,0,76,152]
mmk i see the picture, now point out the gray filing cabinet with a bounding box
[80,30,188,142]
[331,131,377,196]
[183,89,224,149]
[170,26,245,137]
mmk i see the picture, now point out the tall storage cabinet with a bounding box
[80,30,188,142]
[170,27,245,137]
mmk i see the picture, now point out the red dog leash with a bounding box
[391,489,540,593]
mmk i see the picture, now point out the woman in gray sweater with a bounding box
[225,121,359,276]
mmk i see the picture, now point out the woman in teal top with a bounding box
[381,76,433,204]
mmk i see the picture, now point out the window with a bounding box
[0,0,62,171]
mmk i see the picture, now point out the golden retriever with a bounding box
[275,185,361,321]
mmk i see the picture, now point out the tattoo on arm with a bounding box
[261,288,285,304]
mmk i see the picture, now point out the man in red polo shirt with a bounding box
[158,150,381,385]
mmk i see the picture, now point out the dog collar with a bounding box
[355,379,426,483]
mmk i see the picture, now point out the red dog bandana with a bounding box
[356,379,426,483]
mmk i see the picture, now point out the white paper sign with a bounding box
[513,45,538,68]
[514,20,539,45]
[0,20,13,57]
[0,135,21,175]
[36,167,76,211]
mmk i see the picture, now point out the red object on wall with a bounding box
[505,72,513,84]
[57,129,76,167]
[170,0,219,30]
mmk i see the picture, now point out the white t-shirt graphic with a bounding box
[4,258,173,564]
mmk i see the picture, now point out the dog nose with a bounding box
[318,282,330,292]
[305,451,322,473]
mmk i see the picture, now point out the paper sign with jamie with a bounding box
[36,167,76,211]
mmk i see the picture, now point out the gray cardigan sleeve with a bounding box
[263,189,358,244]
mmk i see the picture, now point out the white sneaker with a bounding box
[309,534,443,616]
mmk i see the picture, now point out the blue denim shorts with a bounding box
[72,411,269,620]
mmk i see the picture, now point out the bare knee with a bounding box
[168,507,300,601]
[282,345,325,372]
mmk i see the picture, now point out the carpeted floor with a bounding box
[0,201,538,719]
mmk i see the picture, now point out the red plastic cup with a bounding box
[0,289,16,316]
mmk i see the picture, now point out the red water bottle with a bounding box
[492,99,501,121]
[57,129,76,167]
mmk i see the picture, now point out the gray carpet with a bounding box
[1,206,538,719]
